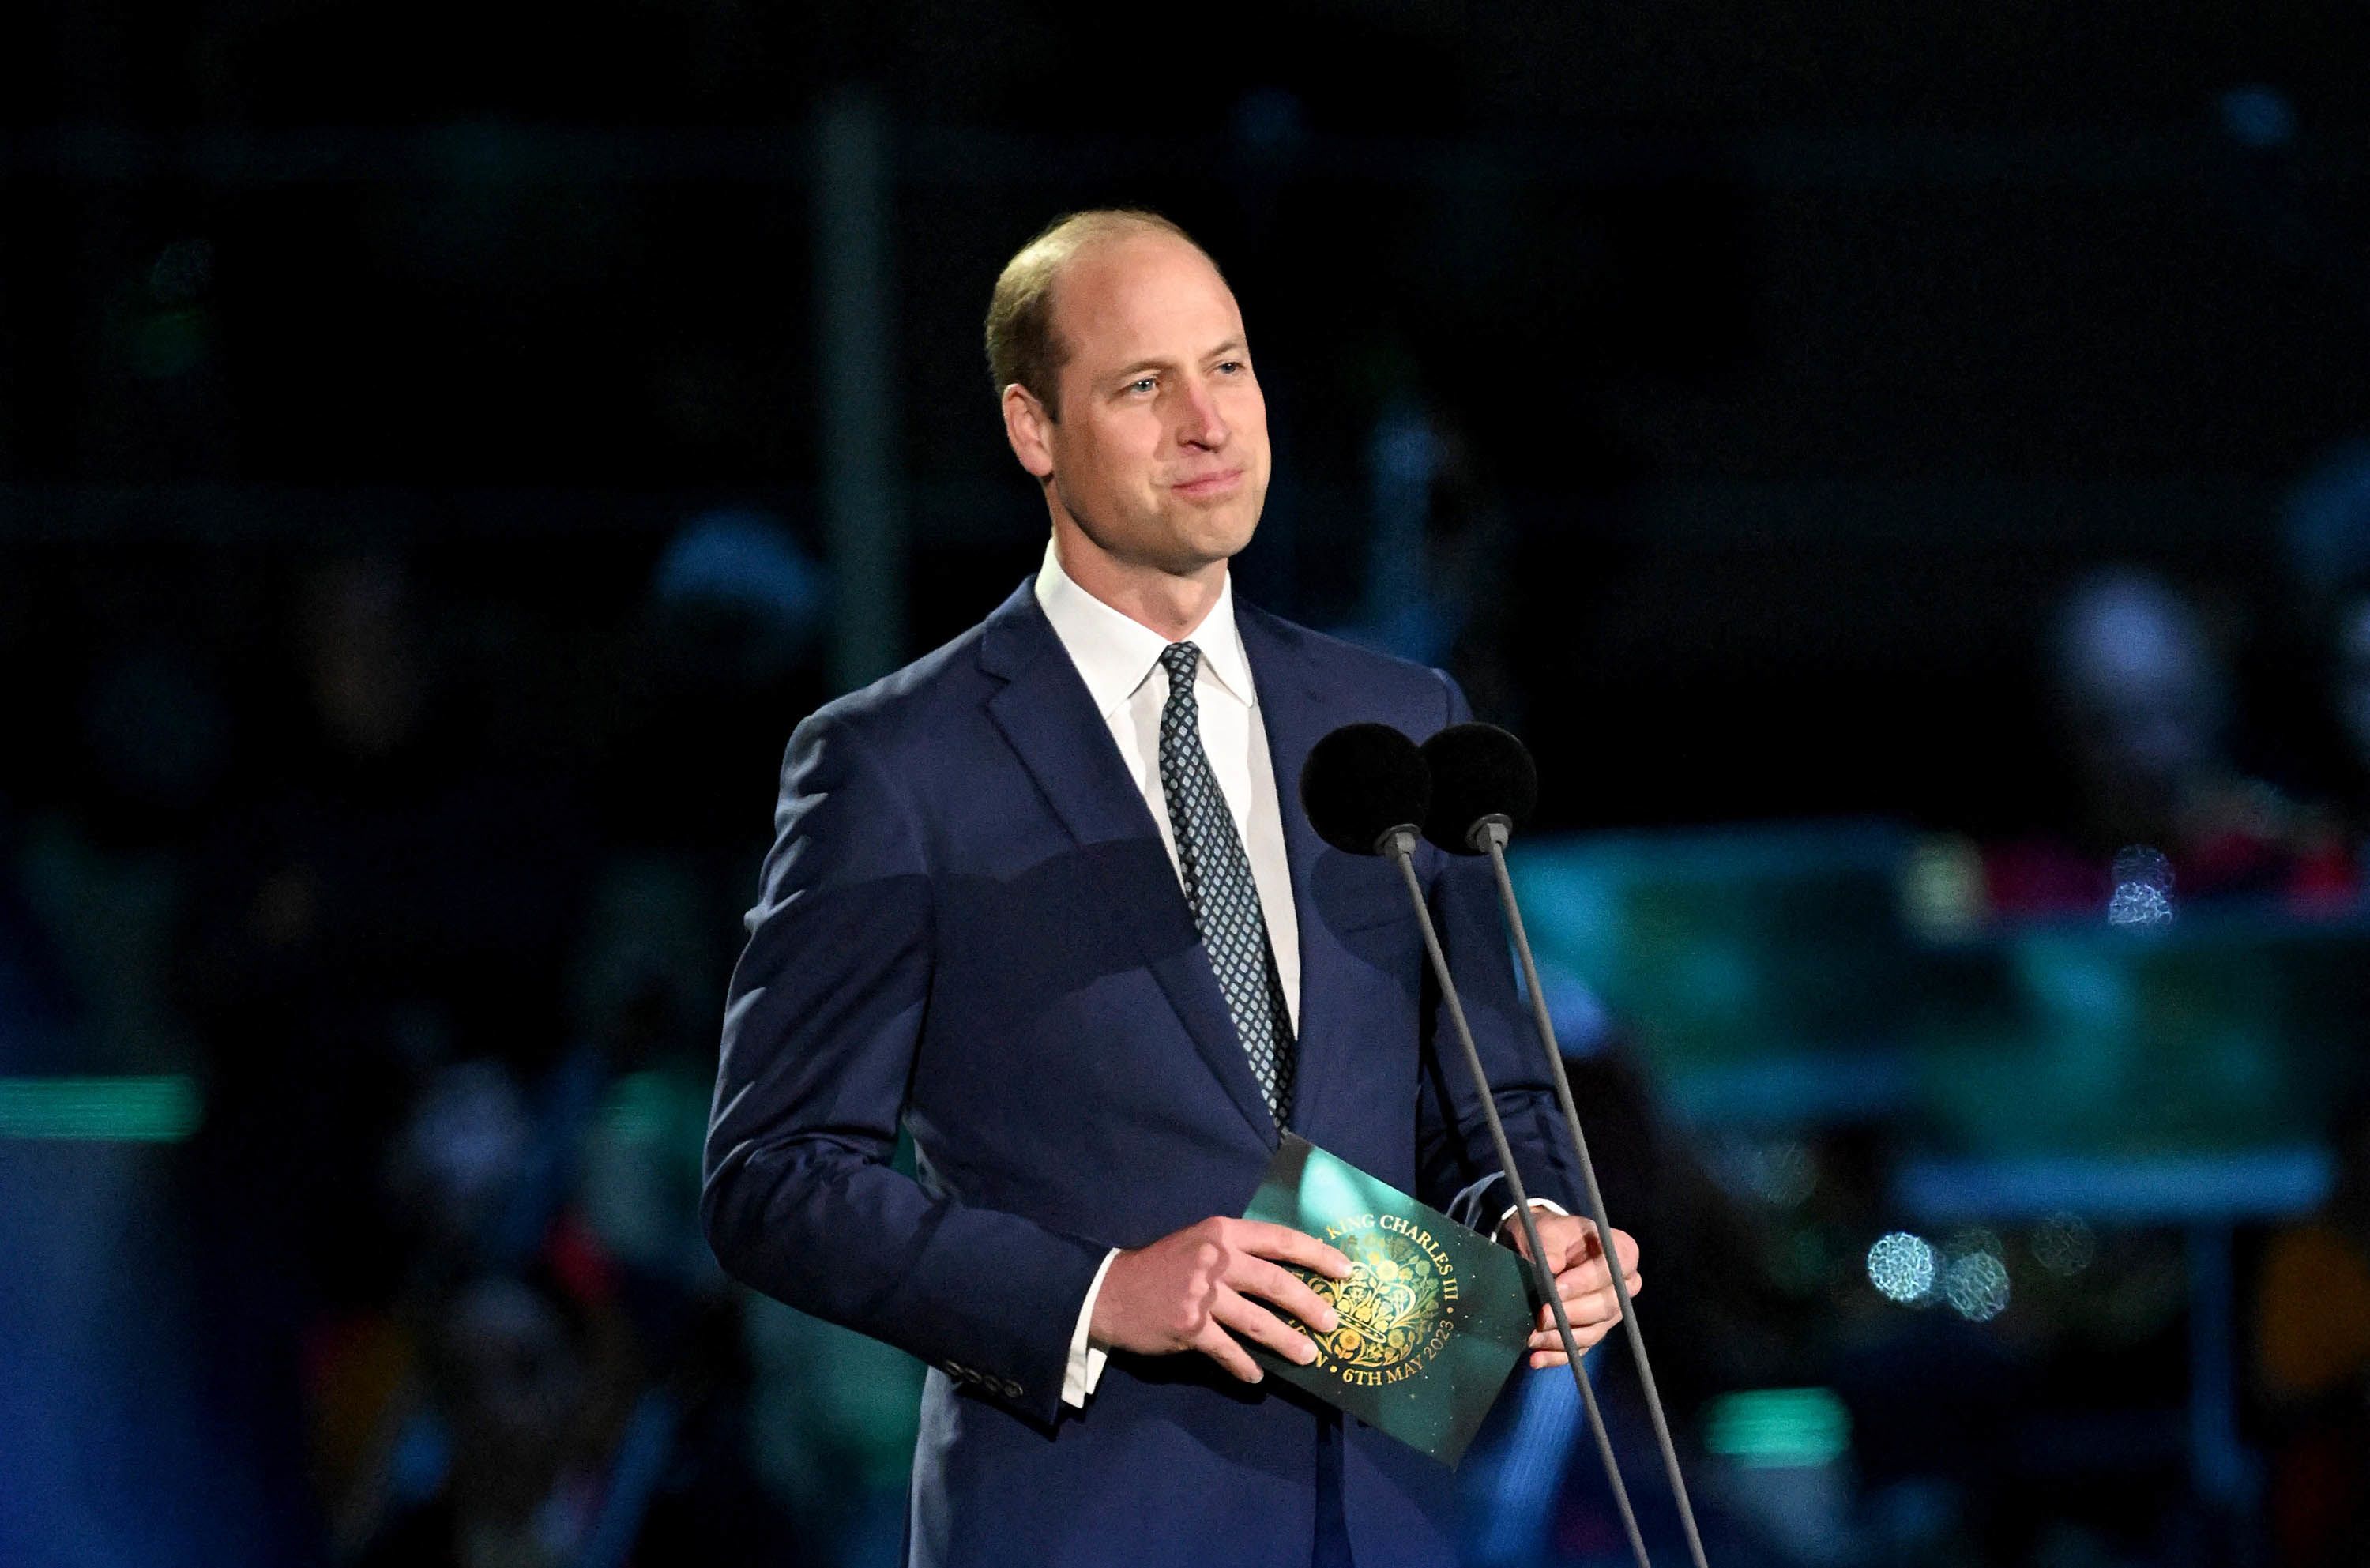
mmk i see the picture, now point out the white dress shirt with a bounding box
[1034,541,1300,1407]
[1035,541,1559,1408]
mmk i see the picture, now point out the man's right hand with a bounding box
[1089,1217,1354,1384]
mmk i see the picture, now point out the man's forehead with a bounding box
[1053,235,1243,360]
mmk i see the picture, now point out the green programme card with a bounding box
[1240,1135,1538,1467]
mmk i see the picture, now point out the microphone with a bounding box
[1300,724,1653,1568]
[1419,720,1538,853]
[1420,722,1710,1568]
[1300,721,1432,856]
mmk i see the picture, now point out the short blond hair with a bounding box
[984,209,1216,419]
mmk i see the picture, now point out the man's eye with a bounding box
[1217,360,1244,374]
[1127,378,1157,394]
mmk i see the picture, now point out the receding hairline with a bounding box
[984,209,1230,414]
[1033,209,1206,265]
[1010,212,1221,308]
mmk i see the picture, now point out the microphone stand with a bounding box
[1475,818,1710,1568]
[1380,827,1654,1568]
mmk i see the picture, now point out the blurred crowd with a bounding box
[3,431,2370,1568]
[0,510,905,1566]
[1974,555,2367,920]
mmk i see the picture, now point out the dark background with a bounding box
[4,5,2369,1566]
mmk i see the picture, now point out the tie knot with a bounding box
[1160,641,1202,684]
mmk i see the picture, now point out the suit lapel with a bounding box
[980,583,1282,1145]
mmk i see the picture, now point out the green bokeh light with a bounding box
[1702,1386,1852,1469]
[0,1076,203,1141]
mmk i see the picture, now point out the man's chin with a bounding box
[1060,494,1265,578]
[1163,498,1264,566]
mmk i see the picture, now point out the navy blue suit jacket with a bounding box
[702,578,1584,1566]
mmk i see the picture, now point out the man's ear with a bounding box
[1001,383,1056,483]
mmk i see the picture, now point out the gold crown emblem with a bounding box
[1310,1231,1446,1371]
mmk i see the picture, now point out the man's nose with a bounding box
[1175,374,1230,449]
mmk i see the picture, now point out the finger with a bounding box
[1547,1265,1642,1307]
[1559,1222,1642,1272]
[1536,1279,1631,1326]
[1192,1319,1267,1384]
[1550,1262,1642,1302]
[1532,1318,1616,1350]
[1545,1283,1623,1322]
[1213,1288,1323,1367]
[1526,1317,1621,1355]
[1229,1220,1353,1280]
[1507,1213,1578,1268]
[1552,1257,1617,1296]
[1234,1257,1341,1334]
[1534,1284,1631,1341]
[1528,1320,1615,1365]
[1528,1329,1610,1367]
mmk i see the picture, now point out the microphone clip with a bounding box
[1465,814,1513,855]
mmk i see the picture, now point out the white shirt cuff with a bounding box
[1061,1248,1120,1408]
[1496,1197,1570,1240]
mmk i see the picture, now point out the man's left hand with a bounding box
[1501,1211,1641,1369]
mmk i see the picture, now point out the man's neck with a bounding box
[1050,522,1228,643]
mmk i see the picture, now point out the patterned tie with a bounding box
[1157,641,1296,1128]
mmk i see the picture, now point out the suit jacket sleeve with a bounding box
[702,712,1110,1425]
[1413,672,1587,1229]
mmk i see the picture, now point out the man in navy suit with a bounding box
[702,209,1640,1566]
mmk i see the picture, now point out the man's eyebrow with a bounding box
[1109,340,1247,380]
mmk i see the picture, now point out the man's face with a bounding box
[1015,234,1270,575]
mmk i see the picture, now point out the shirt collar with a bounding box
[1033,538,1257,718]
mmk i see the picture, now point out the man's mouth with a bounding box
[1172,468,1244,499]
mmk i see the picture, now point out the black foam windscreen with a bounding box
[1299,723,1431,857]
[1418,723,1538,853]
